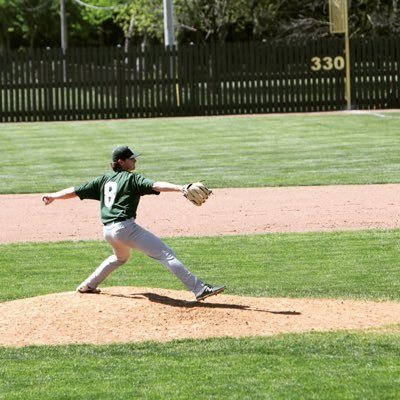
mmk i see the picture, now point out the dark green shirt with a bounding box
[75,171,159,224]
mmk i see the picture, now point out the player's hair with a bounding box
[111,161,123,171]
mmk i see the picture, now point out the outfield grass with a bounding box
[1,333,399,400]
[0,112,399,193]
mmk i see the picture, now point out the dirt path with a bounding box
[1,184,399,243]
[1,184,399,347]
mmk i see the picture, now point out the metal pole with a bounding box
[60,0,68,53]
[60,0,68,82]
[163,0,175,46]
[163,0,180,107]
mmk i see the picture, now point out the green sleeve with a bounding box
[134,174,159,196]
[74,176,104,200]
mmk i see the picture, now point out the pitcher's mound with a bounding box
[1,287,399,347]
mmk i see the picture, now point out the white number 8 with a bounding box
[104,181,117,207]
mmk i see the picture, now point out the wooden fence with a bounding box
[0,38,398,122]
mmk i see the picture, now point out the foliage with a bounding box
[0,0,122,50]
[113,0,164,45]
[349,0,400,36]
[175,0,257,43]
[174,0,328,42]
[0,0,60,49]
[0,0,400,48]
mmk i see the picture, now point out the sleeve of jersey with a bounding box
[74,177,102,201]
[134,174,160,196]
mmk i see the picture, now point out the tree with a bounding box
[79,0,163,46]
[0,0,13,50]
[2,0,400,50]
[265,0,330,40]
[349,0,400,36]
[174,0,330,43]
[0,0,60,50]
[175,0,268,43]
[114,0,164,45]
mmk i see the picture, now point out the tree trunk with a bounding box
[124,15,136,53]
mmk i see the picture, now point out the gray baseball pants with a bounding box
[81,218,206,296]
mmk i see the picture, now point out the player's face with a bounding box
[119,157,137,171]
[127,158,137,171]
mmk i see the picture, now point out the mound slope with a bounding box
[1,287,399,347]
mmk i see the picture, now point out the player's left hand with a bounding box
[181,182,212,206]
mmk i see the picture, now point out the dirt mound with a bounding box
[1,287,399,347]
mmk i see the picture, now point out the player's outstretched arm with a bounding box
[42,186,77,205]
[153,181,212,206]
[152,182,183,193]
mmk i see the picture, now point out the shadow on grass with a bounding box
[104,291,301,315]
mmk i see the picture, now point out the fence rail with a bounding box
[0,38,399,122]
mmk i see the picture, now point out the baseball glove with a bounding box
[181,182,212,206]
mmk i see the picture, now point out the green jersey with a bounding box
[75,171,158,224]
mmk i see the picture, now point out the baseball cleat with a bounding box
[76,284,101,294]
[196,284,226,301]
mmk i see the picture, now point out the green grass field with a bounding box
[0,112,399,193]
[0,231,399,302]
[1,333,399,400]
[0,231,399,399]
[0,113,399,399]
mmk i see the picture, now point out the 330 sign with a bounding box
[311,56,345,71]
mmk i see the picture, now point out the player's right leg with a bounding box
[76,224,131,292]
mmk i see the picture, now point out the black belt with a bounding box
[103,218,131,226]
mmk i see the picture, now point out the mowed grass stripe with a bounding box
[0,229,399,302]
[0,113,400,193]
[0,333,399,400]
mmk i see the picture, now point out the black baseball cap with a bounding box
[112,145,140,161]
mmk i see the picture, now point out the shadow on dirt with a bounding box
[105,291,301,315]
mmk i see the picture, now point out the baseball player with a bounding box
[41,145,225,301]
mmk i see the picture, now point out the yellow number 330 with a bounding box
[311,56,345,71]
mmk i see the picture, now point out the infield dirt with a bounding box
[0,184,399,347]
